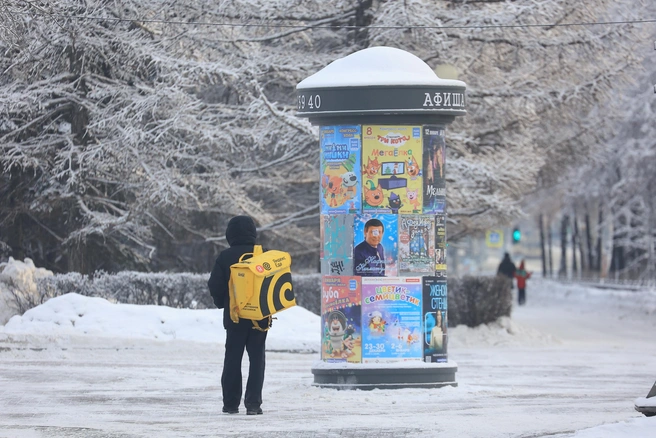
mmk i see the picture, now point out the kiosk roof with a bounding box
[297,46,465,89]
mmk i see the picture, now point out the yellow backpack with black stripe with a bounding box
[229,245,296,331]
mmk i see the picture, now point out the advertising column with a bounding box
[319,123,450,365]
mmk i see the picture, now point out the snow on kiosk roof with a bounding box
[296,46,467,123]
[296,46,465,88]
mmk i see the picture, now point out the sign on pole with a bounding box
[486,230,504,248]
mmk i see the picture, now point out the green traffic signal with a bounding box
[512,228,521,243]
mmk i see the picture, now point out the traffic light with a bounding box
[512,227,521,244]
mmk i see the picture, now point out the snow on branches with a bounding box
[0,0,647,273]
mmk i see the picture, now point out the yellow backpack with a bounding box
[229,245,296,331]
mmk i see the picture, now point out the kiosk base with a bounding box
[311,360,457,390]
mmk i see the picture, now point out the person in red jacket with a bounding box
[514,260,532,305]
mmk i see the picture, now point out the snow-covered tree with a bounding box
[0,0,336,272]
[574,58,656,279]
[0,0,647,272]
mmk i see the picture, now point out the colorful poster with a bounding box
[362,125,423,214]
[422,126,446,214]
[320,126,362,214]
[423,277,448,363]
[321,214,354,276]
[321,276,362,363]
[435,214,447,273]
[353,214,398,277]
[398,215,435,275]
[361,277,423,362]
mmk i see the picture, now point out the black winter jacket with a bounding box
[208,216,268,329]
[497,254,517,279]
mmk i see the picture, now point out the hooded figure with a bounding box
[208,215,268,415]
[497,252,517,279]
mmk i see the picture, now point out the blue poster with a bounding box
[422,276,448,363]
[422,126,446,214]
[320,126,362,214]
[353,214,398,277]
[321,214,354,276]
[361,277,423,363]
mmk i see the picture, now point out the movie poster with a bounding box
[320,125,362,214]
[321,276,362,363]
[321,214,354,276]
[398,215,435,275]
[353,214,398,277]
[422,126,446,214]
[361,277,423,363]
[423,276,448,363]
[435,213,447,273]
[362,126,423,214]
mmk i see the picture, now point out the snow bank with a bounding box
[1,291,559,353]
[0,257,53,325]
[532,280,656,318]
[570,417,656,438]
[1,293,321,353]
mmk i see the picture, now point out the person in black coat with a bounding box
[497,252,517,280]
[208,215,269,415]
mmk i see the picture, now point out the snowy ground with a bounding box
[1,279,655,437]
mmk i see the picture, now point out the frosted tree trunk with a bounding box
[559,215,569,279]
[596,209,603,273]
[547,216,554,278]
[572,214,579,277]
[585,212,594,275]
[539,214,547,278]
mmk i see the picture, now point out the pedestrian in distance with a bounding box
[208,215,268,416]
[497,252,517,280]
[497,252,517,300]
[514,260,532,306]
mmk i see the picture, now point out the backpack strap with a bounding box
[238,245,263,262]
[229,280,241,324]
[250,315,272,332]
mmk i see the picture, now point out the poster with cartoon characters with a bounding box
[423,276,448,363]
[435,213,447,273]
[398,215,435,275]
[321,214,354,276]
[320,125,362,214]
[362,125,423,214]
[353,214,398,277]
[361,277,423,363]
[321,276,362,363]
[422,126,446,214]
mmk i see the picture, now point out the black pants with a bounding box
[222,319,267,410]
[518,288,526,305]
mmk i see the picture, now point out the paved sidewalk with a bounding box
[1,328,654,438]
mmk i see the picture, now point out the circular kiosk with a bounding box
[297,47,466,389]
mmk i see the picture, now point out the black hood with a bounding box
[225,216,257,246]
